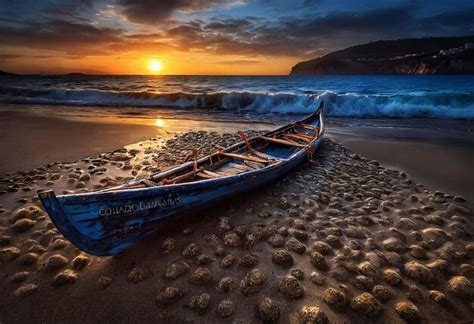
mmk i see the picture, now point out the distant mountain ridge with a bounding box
[0,70,17,76]
[290,36,474,75]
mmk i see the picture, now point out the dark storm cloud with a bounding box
[47,9,95,23]
[118,0,236,24]
[0,19,123,55]
[279,5,414,37]
[416,8,474,33]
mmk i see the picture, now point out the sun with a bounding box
[148,60,163,73]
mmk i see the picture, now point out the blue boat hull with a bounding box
[39,105,324,255]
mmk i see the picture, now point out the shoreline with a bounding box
[0,107,273,174]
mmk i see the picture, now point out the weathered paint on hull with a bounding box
[39,106,324,256]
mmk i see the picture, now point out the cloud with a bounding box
[0,54,22,60]
[118,0,242,25]
[0,19,124,55]
[46,9,95,23]
[156,4,474,58]
[217,59,262,65]
[416,8,474,34]
[0,1,473,63]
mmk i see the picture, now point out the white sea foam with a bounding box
[1,86,473,119]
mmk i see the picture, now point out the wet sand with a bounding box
[0,107,473,323]
[327,125,474,207]
[0,108,272,174]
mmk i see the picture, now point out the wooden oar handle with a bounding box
[192,149,198,176]
[237,130,254,153]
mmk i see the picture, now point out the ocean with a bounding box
[1,74,474,121]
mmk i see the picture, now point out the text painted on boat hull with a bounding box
[98,195,180,217]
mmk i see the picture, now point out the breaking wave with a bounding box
[1,86,473,120]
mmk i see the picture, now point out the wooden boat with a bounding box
[38,103,325,256]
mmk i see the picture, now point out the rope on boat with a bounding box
[305,145,314,161]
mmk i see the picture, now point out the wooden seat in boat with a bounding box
[260,136,306,148]
[283,133,312,142]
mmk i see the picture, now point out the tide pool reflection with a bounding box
[155,118,166,127]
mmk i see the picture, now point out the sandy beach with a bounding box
[0,106,473,323]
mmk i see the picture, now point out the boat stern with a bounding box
[37,190,112,256]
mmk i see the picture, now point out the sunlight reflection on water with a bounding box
[155,118,166,127]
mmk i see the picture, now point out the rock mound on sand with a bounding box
[291,268,305,281]
[447,276,473,297]
[0,235,11,247]
[10,271,30,283]
[240,269,266,295]
[53,269,78,287]
[278,275,305,299]
[190,267,213,285]
[182,242,200,258]
[394,300,422,323]
[96,276,113,290]
[161,238,176,255]
[272,250,294,268]
[218,277,237,292]
[286,237,307,254]
[223,231,241,247]
[383,237,406,253]
[17,252,39,266]
[255,297,280,322]
[239,254,258,268]
[428,290,446,304]
[197,254,213,265]
[220,254,235,268]
[44,255,69,271]
[308,251,329,271]
[350,293,382,318]
[311,241,332,255]
[128,266,151,283]
[323,287,347,312]
[72,255,89,270]
[267,234,285,247]
[325,235,342,248]
[9,206,43,223]
[310,271,325,285]
[357,261,378,278]
[426,259,449,274]
[217,299,235,318]
[187,293,211,314]
[372,285,393,303]
[404,261,432,284]
[11,219,36,233]
[421,228,448,248]
[14,283,38,297]
[156,286,183,307]
[0,247,21,262]
[164,261,190,280]
[298,306,328,324]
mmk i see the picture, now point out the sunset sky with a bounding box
[1,0,473,75]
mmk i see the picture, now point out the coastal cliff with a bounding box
[290,36,474,75]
